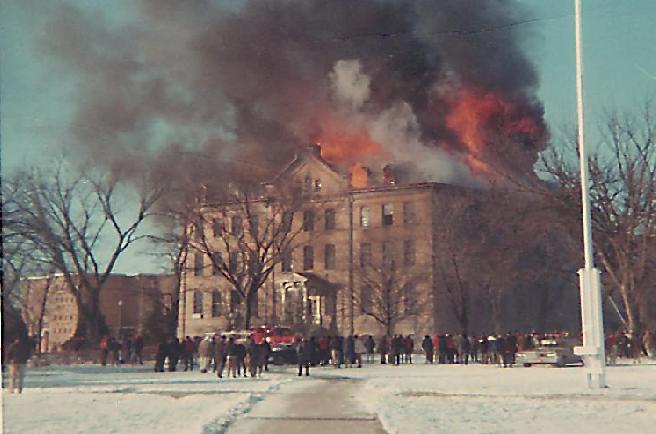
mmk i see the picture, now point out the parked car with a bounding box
[516,337,583,367]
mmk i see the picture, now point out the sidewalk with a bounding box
[226,374,386,434]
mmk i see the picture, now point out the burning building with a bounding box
[180,144,491,337]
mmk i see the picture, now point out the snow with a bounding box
[3,358,656,434]
[335,357,656,434]
[2,365,289,434]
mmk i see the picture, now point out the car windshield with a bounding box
[272,328,292,336]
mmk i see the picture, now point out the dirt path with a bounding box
[225,374,386,434]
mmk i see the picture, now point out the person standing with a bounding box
[6,337,32,394]
[345,335,355,368]
[224,337,238,378]
[154,339,168,372]
[99,336,109,366]
[198,336,213,373]
[330,336,341,368]
[404,336,414,364]
[365,335,375,364]
[378,335,388,364]
[354,335,366,368]
[168,337,180,372]
[133,335,144,365]
[422,336,434,363]
[214,336,226,378]
[183,336,195,371]
[297,337,314,376]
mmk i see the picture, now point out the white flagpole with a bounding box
[573,0,606,389]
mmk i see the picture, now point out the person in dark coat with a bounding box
[214,335,226,378]
[183,336,195,371]
[365,336,375,364]
[155,339,168,372]
[378,335,388,364]
[297,337,315,376]
[6,337,32,393]
[224,337,238,378]
[133,335,144,364]
[422,336,434,363]
[262,340,272,371]
[168,337,180,371]
[235,341,247,377]
[345,335,356,368]
[438,334,447,364]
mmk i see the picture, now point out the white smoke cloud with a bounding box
[329,59,472,184]
[329,59,371,112]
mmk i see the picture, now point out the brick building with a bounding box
[179,144,486,338]
[22,273,177,352]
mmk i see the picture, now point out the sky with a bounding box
[1,0,655,273]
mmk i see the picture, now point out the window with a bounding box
[193,290,203,315]
[360,242,372,268]
[403,283,416,315]
[194,217,203,241]
[324,244,336,270]
[360,286,371,313]
[282,250,293,272]
[250,214,259,238]
[303,210,315,232]
[382,203,394,226]
[403,202,415,225]
[403,240,415,267]
[282,211,293,232]
[325,208,336,230]
[211,290,222,317]
[360,206,370,228]
[303,246,314,270]
[231,215,243,237]
[212,219,223,237]
[304,176,312,192]
[193,252,204,276]
[230,289,241,314]
[211,252,222,275]
[229,252,238,273]
[382,241,393,265]
[314,179,322,192]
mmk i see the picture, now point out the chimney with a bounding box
[350,162,370,189]
[296,143,322,160]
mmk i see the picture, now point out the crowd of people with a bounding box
[102,329,656,377]
[98,334,144,366]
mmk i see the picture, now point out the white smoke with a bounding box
[329,60,371,112]
[329,59,472,184]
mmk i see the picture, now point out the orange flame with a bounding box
[445,87,542,176]
[311,114,387,164]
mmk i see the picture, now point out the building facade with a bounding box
[179,144,477,338]
[22,273,177,352]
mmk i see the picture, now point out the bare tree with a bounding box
[356,256,425,336]
[186,181,313,329]
[539,103,656,331]
[3,161,165,344]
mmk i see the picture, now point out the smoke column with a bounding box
[36,0,547,184]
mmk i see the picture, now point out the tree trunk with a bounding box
[244,292,253,330]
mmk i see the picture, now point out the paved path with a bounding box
[226,374,386,434]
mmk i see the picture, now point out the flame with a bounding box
[445,87,542,176]
[310,113,386,164]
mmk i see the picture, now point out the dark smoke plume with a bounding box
[36,0,546,184]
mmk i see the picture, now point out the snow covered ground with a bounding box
[2,358,655,434]
[334,357,656,434]
[2,364,290,434]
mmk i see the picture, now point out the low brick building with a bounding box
[22,273,177,352]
